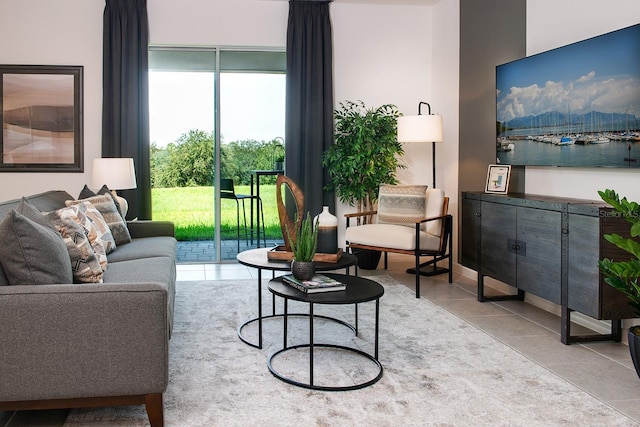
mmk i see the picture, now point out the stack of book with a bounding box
[282,274,346,293]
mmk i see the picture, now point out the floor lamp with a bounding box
[397,102,443,188]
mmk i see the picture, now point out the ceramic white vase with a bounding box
[315,206,338,254]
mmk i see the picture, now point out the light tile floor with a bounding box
[4,254,640,426]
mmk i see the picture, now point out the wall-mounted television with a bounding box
[496,23,640,168]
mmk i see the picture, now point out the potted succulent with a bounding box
[322,100,404,269]
[598,188,640,377]
[286,212,319,281]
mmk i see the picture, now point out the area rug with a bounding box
[65,276,637,426]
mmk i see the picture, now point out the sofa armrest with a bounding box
[127,220,175,238]
[0,283,169,402]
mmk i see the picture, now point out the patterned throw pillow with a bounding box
[71,201,116,271]
[376,185,428,229]
[67,195,131,245]
[78,184,125,218]
[46,206,104,283]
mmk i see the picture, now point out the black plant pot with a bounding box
[352,248,382,270]
[629,326,640,378]
[291,260,315,281]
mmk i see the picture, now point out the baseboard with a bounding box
[454,264,619,341]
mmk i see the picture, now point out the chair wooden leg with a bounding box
[145,393,164,427]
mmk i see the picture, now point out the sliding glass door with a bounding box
[148,47,285,262]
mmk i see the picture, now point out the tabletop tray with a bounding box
[267,246,343,263]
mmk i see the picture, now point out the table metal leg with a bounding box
[258,269,263,349]
[310,302,314,387]
[375,298,380,359]
[283,297,288,349]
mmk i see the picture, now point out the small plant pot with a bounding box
[291,260,315,281]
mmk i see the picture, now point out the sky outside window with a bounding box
[149,71,285,147]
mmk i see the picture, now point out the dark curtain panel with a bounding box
[102,0,151,220]
[285,0,335,219]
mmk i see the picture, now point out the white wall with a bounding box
[526,0,640,202]
[0,0,440,214]
[0,0,104,200]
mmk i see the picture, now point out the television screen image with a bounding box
[496,23,640,168]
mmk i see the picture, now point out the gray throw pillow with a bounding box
[0,209,73,285]
[78,184,124,218]
[78,184,97,200]
[67,195,131,245]
[17,197,56,230]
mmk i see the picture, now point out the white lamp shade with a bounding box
[397,114,443,143]
[92,158,137,190]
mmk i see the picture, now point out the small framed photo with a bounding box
[485,164,511,194]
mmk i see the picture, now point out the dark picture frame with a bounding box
[0,65,83,172]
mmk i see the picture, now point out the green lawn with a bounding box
[152,186,283,241]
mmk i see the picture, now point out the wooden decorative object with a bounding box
[276,175,305,251]
[267,246,343,263]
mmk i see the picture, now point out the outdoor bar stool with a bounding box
[220,178,266,251]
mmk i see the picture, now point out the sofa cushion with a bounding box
[376,185,428,229]
[46,206,104,283]
[0,209,73,285]
[107,236,177,263]
[67,195,131,245]
[105,256,176,335]
[0,190,73,220]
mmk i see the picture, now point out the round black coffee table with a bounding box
[236,248,358,349]
[267,273,384,391]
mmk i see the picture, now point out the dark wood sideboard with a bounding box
[461,191,636,344]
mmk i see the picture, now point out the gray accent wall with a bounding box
[459,0,526,194]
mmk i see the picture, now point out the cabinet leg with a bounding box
[562,307,622,345]
[477,273,524,302]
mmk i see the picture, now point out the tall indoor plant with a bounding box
[322,100,404,268]
[598,188,640,377]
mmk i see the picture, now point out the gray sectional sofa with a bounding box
[0,190,176,427]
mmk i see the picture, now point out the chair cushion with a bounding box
[346,223,441,251]
[376,185,428,228]
[425,188,445,236]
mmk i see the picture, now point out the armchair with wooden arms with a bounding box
[345,185,453,298]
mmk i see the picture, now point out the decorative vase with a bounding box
[291,260,315,281]
[315,206,338,254]
[629,326,640,378]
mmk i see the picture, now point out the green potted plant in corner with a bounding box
[322,100,404,269]
[598,188,640,377]
[286,212,319,281]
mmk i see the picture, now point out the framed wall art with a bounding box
[485,164,511,194]
[0,65,83,172]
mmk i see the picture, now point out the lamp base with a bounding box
[111,190,128,218]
